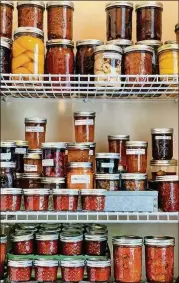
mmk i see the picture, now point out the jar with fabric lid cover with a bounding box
[0,1,14,39]
[158,44,179,78]
[150,159,178,180]
[0,37,12,74]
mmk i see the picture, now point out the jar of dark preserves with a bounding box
[14,140,29,173]
[136,2,163,41]
[108,135,130,168]
[126,141,148,173]
[0,141,16,162]
[151,128,173,160]
[106,1,133,40]
[84,233,108,256]
[0,37,12,73]
[96,153,120,174]
[14,173,23,188]
[22,173,41,189]
[0,161,16,188]
[150,159,178,180]
[0,1,14,39]
[145,236,175,283]
[11,231,34,255]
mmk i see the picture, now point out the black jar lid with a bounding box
[135,1,163,10]
[46,1,74,10]
[0,37,13,49]
[151,128,173,134]
[17,1,45,9]
[76,39,104,47]
[46,39,74,48]
[105,1,134,10]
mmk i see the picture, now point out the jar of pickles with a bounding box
[67,162,93,190]
[0,161,16,188]
[87,259,111,283]
[11,232,34,255]
[35,231,59,255]
[67,143,90,162]
[34,259,58,282]
[61,259,85,283]
[0,141,16,162]
[74,112,96,142]
[175,23,179,42]
[22,173,41,189]
[41,177,66,189]
[108,135,130,168]
[8,260,33,282]
[25,117,47,149]
[24,150,42,174]
[0,234,7,279]
[0,37,12,73]
[0,1,14,39]
[84,233,108,256]
[150,159,178,180]
[151,128,173,160]
[158,44,179,77]
[126,141,148,173]
[60,232,83,255]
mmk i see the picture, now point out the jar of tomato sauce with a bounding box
[74,112,96,142]
[126,141,148,173]
[108,135,130,168]
[34,259,58,282]
[8,259,33,282]
[25,118,47,149]
[61,259,85,282]
[35,231,59,255]
[11,231,34,255]
[87,259,111,283]
[67,162,93,190]
[0,234,7,279]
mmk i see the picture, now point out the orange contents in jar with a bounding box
[67,143,90,162]
[25,118,47,149]
[0,235,7,279]
[61,259,85,282]
[74,112,96,142]
[23,189,50,211]
[24,150,42,174]
[87,259,111,282]
[108,135,130,168]
[67,162,93,189]
[126,141,148,173]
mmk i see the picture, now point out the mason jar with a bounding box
[0,141,16,162]
[25,117,47,149]
[158,44,179,77]
[0,1,14,38]
[151,128,173,160]
[74,112,96,143]
[150,159,178,180]
[126,141,148,173]
[0,37,12,73]
[67,162,93,190]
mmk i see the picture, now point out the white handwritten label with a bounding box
[89,150,94,156]
[0,153,11,160]
[42,159,54,166]
[75,119,94,126]
[15,148,27,154]
[155,136,172,140]
[71,175,90,184]
[101,162,114,168]
[126,149,145,155]
[24,164,37,172]
[25,126,44,133]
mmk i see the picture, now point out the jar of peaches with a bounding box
[67,162,93,189]
[74,112,96,142]
[126,141,148,173]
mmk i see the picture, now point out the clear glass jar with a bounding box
[12,27,45,79]
[34,259,58,282]
[108,135,130,168]
[113,236,143,283]
[67,143,90,162]
[0,141,16,162]
[47,1,74,40]
[52,189,79,211]
[25,117,47,149]
[14,141,29,173]
[60,232,83,255]
[87,259,111,283]
[41,177,66,189]
[175,23,179,42]
[95,174,119,191]
[0,188,22,211]
[8,259,32,282]
[0,161,16,188]
[87,142,96,172]
[121,173,147,191]
[22,173,41,189]
[136,2,163,41]
[106,2,133,40]
[151,128,173,160]
[17,1,45,30]
[158,44,179,77]
[24,150,42,174]
[96,153,120,174]
[61,259,85,283]
[67,162,93,190]
[150,159,178,180]
[81,189,106,211]
[11,232,34,255]
[126,141,148,173]
[145,236,175,283]
[35,231,59,255]
[74,112,96,143]
[0,1,14,39]
[85,233,108,256]
[0,37,12,73]
[23,189,50,211]
[0,235,7,279]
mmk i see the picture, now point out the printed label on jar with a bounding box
[126,149,145,155]
[155,136,172,140]
[89,150,93,156]
[75,119,94,126]
[71,175,90,184]
[101,162,114,168]
[0,153,11,160]
[103,52,122,60]
[15,148,27,154]
[42,159,54,166]
[24,164,38,172]
[25,126,44,133]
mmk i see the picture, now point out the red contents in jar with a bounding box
[37,240,58,255]
[35,266,58,282]
[53,195,78,211]
[9,266,32,282]
[61,241,83,255]
[82,195,105,211]
[12,240,33,255]
[87,266,111,282]
[86,241,107,256]
[0,194,21,211]
[158,181,179,212]
[61,266,84,282]
[24,195,49,211]
[0,242,6,279]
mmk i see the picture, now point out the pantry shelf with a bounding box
[1,74,178,100]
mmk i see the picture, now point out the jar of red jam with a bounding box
[40,177,66,189]
[85,233,108,256]
[0,141,16,162]
[8,259,32,282]
[52,189,79,211]
[150,159,178,180]
[151,128,173,160]
[24,150,42,174]
[14,140,29,173]
[96,153,120,174]
[67,143,90,162]
[0,161,16,188]
[0,1,14,39]
[11,231,34,255]
[34,259,58,282]
[23,189,50,211]
[74,112,96,142]
[25,118,47,150]
[60,232,83,255]
[95,174,120,191]
[61,259,85,282]
[67,162,93,190]
[145,236,175,283]
[81,189,106,211]
[126,141,148,173]
[108,135,130,168]
[0,188,22,211]
[40,223,61,231]
[35,231,59,255]
[0,234,7,279]
[87,259,111,282]
[22,173,41,189]
[113,236,143,283]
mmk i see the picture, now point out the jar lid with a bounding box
[0,141,16,148]
[11,232,34,242]
[68,162,92,168]
[61,259,85,267]
[85,233,107,241]
[0,1,14,8]
[76,39,104,47]
[137,40,163,47]
[41,177,65,184]
[14,27,44,38]
[95,174,120,180]
[106,1,133,10]
[46,39,74,48]
[112,236,143,246]
[67,143,90,150]
[150,159,177,166]
[60,232,83,242]
[81,142,96,148]
[8,260,32,267]
[96,153,120,159]
[17,1,45,8]
[46,1,74,10]
[135,1,163,10]
[0,37,12,49]
[38,227,61,233]
[34,259,59,267]
[144,236,175,246]
[94,44,123,54]
[151,128,173,134]
[156,175,179,182]
[87,259,111,268]
[175,23,179,32]
[0,161,16,168]
[23,189,50,195]
[1,188,22,195]
[41,142,66,149]
[28,149,42,154]
[124,44,154,54]
[0,234,7,243]
[52,189,79,195]
[126,141,148,147]
[35,231,59,241]
[24,153,41,160]
[81,189,107,196]
[108,135,130,141]
[74,111,96,117]
[40,223,60,229]
[121,173,147,180]
[107,39,133,47]
[25,117,47,123]
[165,40,178,44]
[158,44,179,54]
[22,173,41,179]
[18,223,39,229]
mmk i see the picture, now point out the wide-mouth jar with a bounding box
[61,259,85,282]
[13,141,29,173]
[121,173,147,191]
[158,44,179,77]
[81,189,106,211]
[0,37,12,74]
[24,150,42,174]
[25,117,47,149]
[108,135,130,168]
[96,153,120,174]
[126,141,148,173]
[67,143,90,162]
[95,174,120,191]
[11,232,34,255]
[74,112,96,143]
[34,259,58,282]
[151,128,173,160]
[0,188,22,211]
[60,232,83,255]
[87,259,111,282]
[23,189,50,211]
[52,189,79,211]
[0,1,14,39]
[40,177,66,189]
[67,162,93,190]
[0,234,7,279]
[84,233,108,256]
[175,23,179,42]
[0,161,16,188]
[150,159,177,180]
[0,141,16,162]
[8,259,32,282]
[35,231,59,255]
[22,173,41,189]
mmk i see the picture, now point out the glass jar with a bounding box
[108,135,130,168]
[156,175,179,212]
[85,233,108,256]
[34,259,58,282]
[17,1,45,30]
[60,232,83,255]
[22,173,41,189]
[41,177,66,189]
[81,190,106,211]
[95,174,119,191]
[136,2,163,41]
[47,0,74,40]
[151,128,173,160]
[107,39,133,50]
[158,44,179,77]
[24,150,42,174]
[0,235,7,279]
[12,27,44,79]
[8,260,32,282]
[106,2,133,40]
[0,188,22,211]
[121,173,147,191]
[23,189,50,211]
[0,141,16,162]
[35,231,59,255]
[175,23,179,42]
[53,189,79,211]
[150,159,178,180]
[14,141,29,173]
[96,153,120,174]
[74,112,96,143]
[67,143,90,162]
[87,142,96,172]
[87,259,111,283]
[145,236,175,283]
[67,162,93,190]
[42,142,66,177]
[0,37,12,73]
[113,236,143,283]
[61,259,85,283]
[86,224,108,235]
[11,232,34,255]
[0,1,14,38]
[40,223,60,231]
[0,161,16,188]
[25,117,47,149]
[126,141,148,173]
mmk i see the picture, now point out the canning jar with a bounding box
[86,224,108,235]
[175,23,179,42]
[0,188,22,211]
[24,150,42,174]
[95,174,119,191]
[25,118,47,149]
[0,37,12,73]
[40,223,60,231]
[113,236,143,283]
[96,153,120,174]
[81,190,106,211]
[11,232,34,255]
[23,189,50,211]
[86,142,96,172]
[126,141,148,173]
[17,1,45,30]
[106,2,133,40]
[41,177,66,189]
[0,161,16,188]
[14,141,29,173]
[87,259,111,282]
[0,235,7,279]
[151,128,173,160]
[67,143,90,162]
[53,189,79,211]
[74,112,96,143]
[108,135,130,168]
[145,236,175,283]
[34,259,58,282]
[0,1,14,38]
[150,159,178,180]
[22,173,41,189]
[67,162,93,190]
[35,231,59,255]
[85,233,108,256]
[136,2,163,41]
[158,44,179,77]
[14,173,23,188]
[61,259,85,282]
[42,142,66,177]
[121,173,147,191]
[156,175,179,212]
[0,141,16,162]
[60,232,83,255]
[8,260,32,282]
[47,1,74,40]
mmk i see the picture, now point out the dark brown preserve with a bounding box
[151,128,173,160]
[0,37,12,73]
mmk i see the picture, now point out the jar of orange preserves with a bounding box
[126,141,148,173]
[67,162,93,189]
[67,143,90,162]
[25,118,47,149]
[74,112,96,142]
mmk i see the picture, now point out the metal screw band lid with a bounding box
[151,128,173,134]
[1,188,22,195]
[1,141,16,148]
[36,231,59,241]
[68,162,92,168]
[34,259,59,267]
[76,39,104,47]
[0,234,7,243]
[112,236,143,246]
[81,189,107,196]
[135,1,163,10]
[94,44,123,54]
[22,173,41,179]
[137,40,162,47]
[11,232,34,242]
[17,1,45,8]
[46,39,74,48]
[124,45,154,54]
[121,173,147,180]
[107,39,133,46]
[52,189,79,195]
[40,177,65,184]
[144,236,175,246]
[8,260,32,267]
[156,175,179,182]
[150,159,177,166]
[46,1,74,10]
[158,44,179,54]
[23,189,50,195]
[25,117,47,123]
[87,259,111,268]
[74,111,96,117]
[96,153,120,159]
[14,27,44,38]
[67,143,90,150]
[106,1,134,10]
[61,259,85,267]
[126,141,148,147]
[60,232,83,242]
[0,37,12,49]
[85,233,108,241]
[41,142,66,149]
[95,174,120,180]
[108,135,130,141]
[0,1,14,8]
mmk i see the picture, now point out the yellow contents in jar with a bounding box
[159,49,179,75]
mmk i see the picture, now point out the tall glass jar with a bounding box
[74,112,96,142]
[25,117,47,149]
[0,234,7,279]
[67,162,93,190]
[151,128,173,160]
[158,44,179,77]
[108,135,130,168]
[0,161,16,188]
[0,37,12,73]
[126,141,148,173]
[0,1,14,39]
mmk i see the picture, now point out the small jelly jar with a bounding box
[0,36,12,74]
[22,173,41,189]
[126,141,148,173]
[40,177,66,189]
[74,112,96,142]
[0,188,22,211]
[25,117,47,150]
[96,153,120,174]
[14,173,23,188]
[67,143,90,162]
[150,159,178,180]
[61,259,85,282]
[67,162,93,190]
[0,234,7,279]
[84,233,108,256]
[87,259,111,283]
[14,140,29,173]
[0,161,16,188]
[108,135,130,168]
[11,231,34,255]
[35,231,59,255]
[60,232,83,255]
[95,174,120,191]
[0,141,16,161]
[53,189,79,211]
[158,44,179,77]
[151,128,173,160]
[24,150,42,174]
[121,173,147,191]
[8,259,32,282]
[145,236,175,283]
[34,259,58,282]
[23,189,50,211]
[81,189,106,211]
